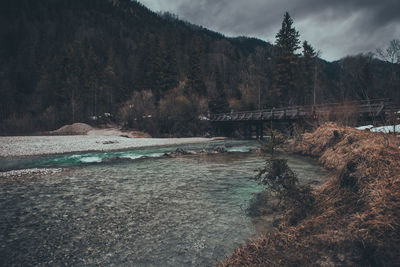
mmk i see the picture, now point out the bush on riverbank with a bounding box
[254,158,315,226]
[220,123,400,266]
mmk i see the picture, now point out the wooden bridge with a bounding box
[210,99,397,138]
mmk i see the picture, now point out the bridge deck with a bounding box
[211,99,393,122]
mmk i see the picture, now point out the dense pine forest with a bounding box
[1,0,399,135]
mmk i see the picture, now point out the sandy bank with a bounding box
[0,136,212,158]
[48,122,151,138]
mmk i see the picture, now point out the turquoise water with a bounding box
[0,140,254,172]
[0,140,328,266]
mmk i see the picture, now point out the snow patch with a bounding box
[356,124,400,133]
[356,125,373,130]
[370,125,400,134]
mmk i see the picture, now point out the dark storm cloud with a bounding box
[139,0,400,61]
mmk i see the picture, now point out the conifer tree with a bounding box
[301,41,317,105]
[162,43,178,92]
[187,44,206,96]
[153,39,178,96]
[83,42,101,117]
[136,35,156,92]
[60,42,84,123]
[302,41,316,58]
[270,12,301,106]
[101,47,119,114]
[208,69,229,113]
[275,12,301,54]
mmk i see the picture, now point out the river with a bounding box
[0,140,327,266]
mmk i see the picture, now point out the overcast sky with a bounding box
[137,0,400,62]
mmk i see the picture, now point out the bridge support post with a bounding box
[254,122,264,140]
[245,123,251,139]
[256,124,259,139]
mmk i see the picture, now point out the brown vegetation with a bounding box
[220,123,400,266]
[314,102,360,127]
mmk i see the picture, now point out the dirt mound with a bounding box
[220,123,400,266]
[49,123,152,137]
[50,123,95,135]
[87,128,151,138]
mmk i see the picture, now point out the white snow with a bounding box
[370,124,400,133]
[356,124,400,133]
[198,115,210,121]
[355,125,374,130]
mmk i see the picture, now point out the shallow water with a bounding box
[0,140,253,172]
[0,140,328,266]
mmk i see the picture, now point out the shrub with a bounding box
[255,158,315,225]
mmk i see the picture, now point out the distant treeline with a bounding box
[0,0,398,135]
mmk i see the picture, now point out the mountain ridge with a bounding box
[0,0,398,135]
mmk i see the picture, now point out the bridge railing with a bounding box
[210,98,391,122]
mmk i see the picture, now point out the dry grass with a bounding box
[220,123,400,266]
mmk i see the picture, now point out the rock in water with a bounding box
[214,146,227,153]
[175,148,188,155]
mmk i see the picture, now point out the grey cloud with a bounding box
[138,0,400,61]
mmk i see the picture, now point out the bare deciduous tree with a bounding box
[376,39,400,134]
[376,39,400,64]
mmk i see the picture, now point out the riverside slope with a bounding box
[221,123,400,266]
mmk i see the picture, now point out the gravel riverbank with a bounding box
[0,136,212,158]
[0,168,63,179]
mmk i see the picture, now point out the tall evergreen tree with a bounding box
[187,42,206,96]
[162,41,178,92]
[83,42,101,117]
[301,41,317,105]
[153,38,178,98]
[60,42,84,123]
[102,47,119,114]
[208,69,229,113]
[275,12,301,54]
[136,35,156,92]
[270,12,301,106]
[302,41,316,58]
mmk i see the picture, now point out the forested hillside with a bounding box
[1,0,398,135]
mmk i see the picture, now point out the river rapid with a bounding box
[0,140,328,266]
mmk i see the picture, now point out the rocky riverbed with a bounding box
[0,135,214,158]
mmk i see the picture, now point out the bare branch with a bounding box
[376,39,400,64]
